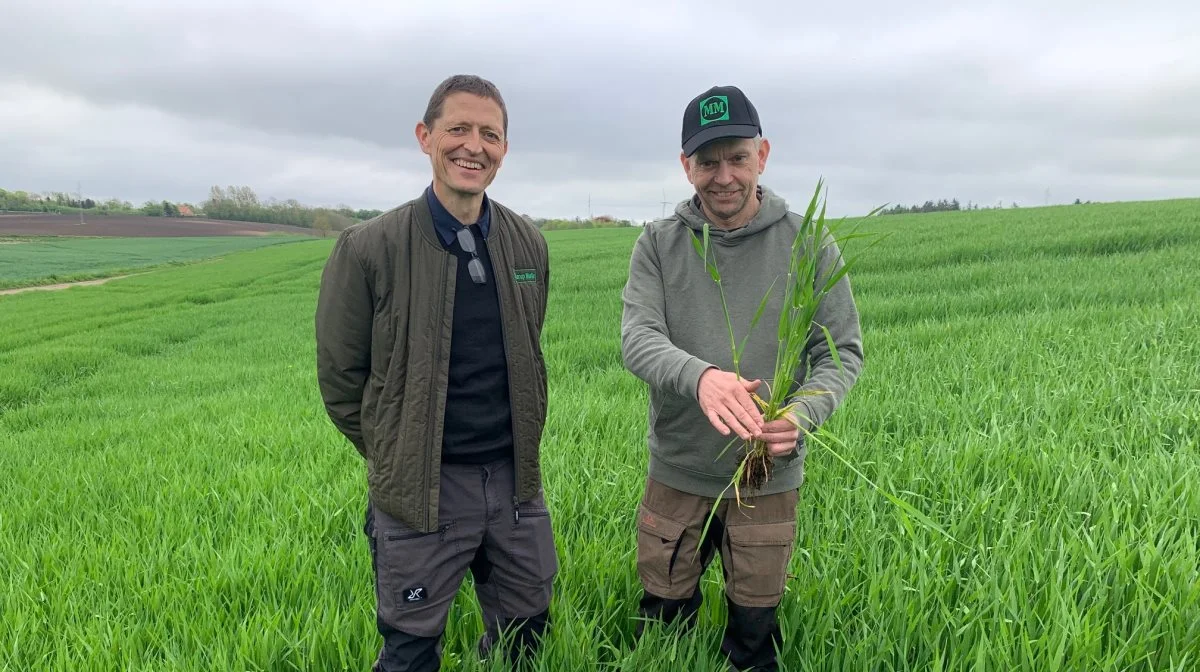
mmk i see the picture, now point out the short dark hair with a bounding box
[422,74,508,134]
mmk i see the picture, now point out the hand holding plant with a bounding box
[756,413,800,457]
[696,367,764,441]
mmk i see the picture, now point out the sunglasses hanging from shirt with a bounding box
[456,227,488,285]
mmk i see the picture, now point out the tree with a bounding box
[880,197,964,216]
[101,198,131,213]
[313,211,332,237]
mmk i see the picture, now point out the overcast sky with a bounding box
[2,0,1197,220]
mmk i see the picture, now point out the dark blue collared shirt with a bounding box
[425,184,491,248]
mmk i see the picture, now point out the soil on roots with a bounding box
[737,443,775,492]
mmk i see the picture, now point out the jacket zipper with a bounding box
[425,254,448,531]
[495,224,523,525]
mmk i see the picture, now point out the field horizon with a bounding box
[0,212,324,238]
[2,198,1198,670]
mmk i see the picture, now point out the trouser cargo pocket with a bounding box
[476,488,557,624]
[368,505,469,640]
[635,503,690,598]
[725,520,796,608]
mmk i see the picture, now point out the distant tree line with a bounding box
[8,185,651,234]
[202,185,383,233]
[0,188,214,218]
[881,198,971,215]
[1,184,390,234]
[1,188,139,215]
[527,215,635,231]
[881,197,1096,216]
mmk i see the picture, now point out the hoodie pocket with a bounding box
[651,393,744,478]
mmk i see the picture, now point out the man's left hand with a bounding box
[758,414,800,456]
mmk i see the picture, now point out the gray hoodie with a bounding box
[620,185,864,498]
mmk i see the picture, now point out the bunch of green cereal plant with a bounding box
[691,178,953,543]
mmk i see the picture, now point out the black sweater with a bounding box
[426,188,513,465]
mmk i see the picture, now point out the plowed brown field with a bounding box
[0,213,320,237]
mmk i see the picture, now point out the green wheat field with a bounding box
[2,199,1198,670]
[0,235,304,290]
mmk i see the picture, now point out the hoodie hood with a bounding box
[674,184,790,245]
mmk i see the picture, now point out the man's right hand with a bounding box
[696,368,764,441]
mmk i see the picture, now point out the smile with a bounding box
[452,158,484,170]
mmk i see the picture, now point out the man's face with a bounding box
[415,92,508,197]
[680,136,770,224]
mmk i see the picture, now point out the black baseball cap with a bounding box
[681,85,762,157]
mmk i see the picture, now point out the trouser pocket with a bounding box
[477,490,558,622]
[369,506,471,639]
[725,520,796,608]
[635,503,692,598]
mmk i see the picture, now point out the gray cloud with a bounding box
[2,0,1198,220]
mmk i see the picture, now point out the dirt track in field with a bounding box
[0,273,143,296]
[0,213,321,238]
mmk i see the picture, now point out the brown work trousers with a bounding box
[635,477,799,671]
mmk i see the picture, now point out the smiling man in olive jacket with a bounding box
[315,74,555,672]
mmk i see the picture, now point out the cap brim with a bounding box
[683,124,759,156]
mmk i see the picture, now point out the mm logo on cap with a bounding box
[699,95,729,125]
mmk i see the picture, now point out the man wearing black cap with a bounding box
[620,85,864,670]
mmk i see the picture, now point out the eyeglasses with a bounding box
[455,227,487,285]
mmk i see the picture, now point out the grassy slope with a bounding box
[1,199,1198,670]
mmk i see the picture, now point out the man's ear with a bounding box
[757,137,770,173]
[679,151,695,185]
[415,122,431,156]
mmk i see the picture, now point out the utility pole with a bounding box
[588,194,592,220]
[77,181,84,226]
[660,188,670,219]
